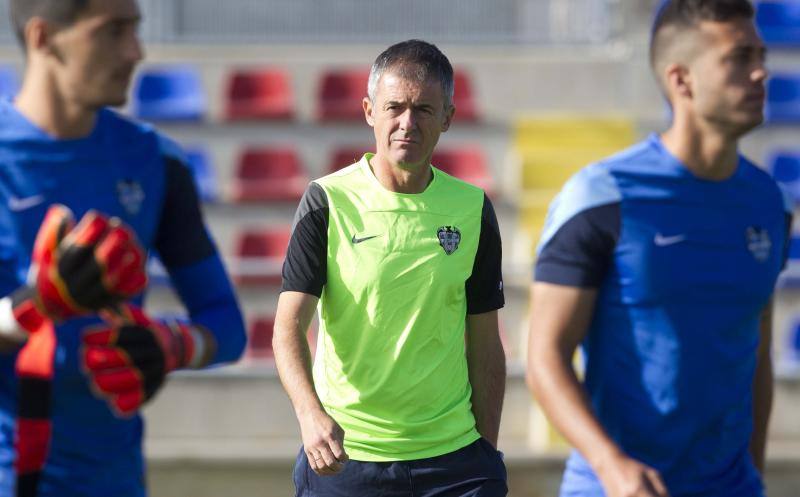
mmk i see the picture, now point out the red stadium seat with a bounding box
[452,70,479,122]
[432,147,494,195]
[327,146,372,174]
[233,226,291,286]
[231,146,308,203]
[244,315,318,361]
[317,68,370,122]
[246,315,275,359]
[225,68,294,121]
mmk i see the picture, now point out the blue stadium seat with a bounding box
[133,66,206,122]
[765,73,800,123]
[184,147,219,203]
[789,236,800,261]
[756,1,800,47]
[768,151,800,203]
[0,65,19,98]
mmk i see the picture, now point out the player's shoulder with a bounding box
[557,160,623,213]
[97,108,186,163]
[739,155,792,214]
[431,165,485,198]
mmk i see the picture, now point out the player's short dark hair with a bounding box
[368,39,454,107]
[10,0,91,46]
[650,0,755,72]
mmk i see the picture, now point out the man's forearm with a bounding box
[466,322,506,446]
[273,318,324,417]
[527,347,623,470]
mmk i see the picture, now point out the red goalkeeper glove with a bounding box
[81,305,214,417]
[11,205,147,329]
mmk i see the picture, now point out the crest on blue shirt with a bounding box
[437,226,461,255]
[117,179,145,215]
[746,226,771,263]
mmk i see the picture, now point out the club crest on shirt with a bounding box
[746,226,771,263]
[437,226,461,255]
[117,179,145,215]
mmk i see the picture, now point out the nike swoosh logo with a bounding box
[351,234,380,244]
[8,194,45,212]
[654,233,687,246]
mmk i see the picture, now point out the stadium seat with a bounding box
[327,146,371,174]
[183,147,219,203]
[244,315,319,362]
[225,68,294,121]
[317,68,370,121]
[765,73,800,123]
[246,315,276,359]
[756,1,800,47]
[789,236,800,261]
[0,65,19,98]
[432,147,494,195]
[513,116,636,253]
[452,70,479,122]
[133,66,206,122]
[231,146,308,203]
[767,151,800,203]
[233,227,291,286]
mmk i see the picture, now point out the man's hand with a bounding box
[12,205,147,327]
[299,408,349,476]
[81,305,213,417]
[596,453,670,497]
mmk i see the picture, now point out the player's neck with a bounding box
[14,73,97,140]
[369,154,433,194]
[660,118,739,181]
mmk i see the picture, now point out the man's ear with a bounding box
[665,63,693,101]
[363,97,375,127]
[24,16,53,55]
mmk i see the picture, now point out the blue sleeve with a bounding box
[166,255,246,365]
[534,163,622,288]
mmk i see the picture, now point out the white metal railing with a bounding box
[0,0,620,45]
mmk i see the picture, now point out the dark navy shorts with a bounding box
[293,438,507,497]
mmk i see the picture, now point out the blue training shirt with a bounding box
[0,99,245,497]
[535,133,791,497]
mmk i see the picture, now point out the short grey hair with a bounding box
[367,39,454,108]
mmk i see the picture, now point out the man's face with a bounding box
[363,68,454,171]
[687,19,767,135]
[46,0,143,108]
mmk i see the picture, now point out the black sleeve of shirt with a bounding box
[281,183,329,297]
[534,203,620,287]
[465,194,505,315]
[154,157,217,268]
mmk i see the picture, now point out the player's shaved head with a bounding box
[368,39,454,107]
[10,0,91,46]
[650,0,754,90]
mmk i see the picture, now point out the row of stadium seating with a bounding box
[182,144,494,203]
[5,61,800,123]
[0,64,480,122]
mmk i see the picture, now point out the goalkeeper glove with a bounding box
[81,305,214,417]
[9,205,147,333]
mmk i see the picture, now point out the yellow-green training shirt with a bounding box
[281,154,504,461]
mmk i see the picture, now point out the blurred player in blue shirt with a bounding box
[527,1,789,496]
[0,1,246,496]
